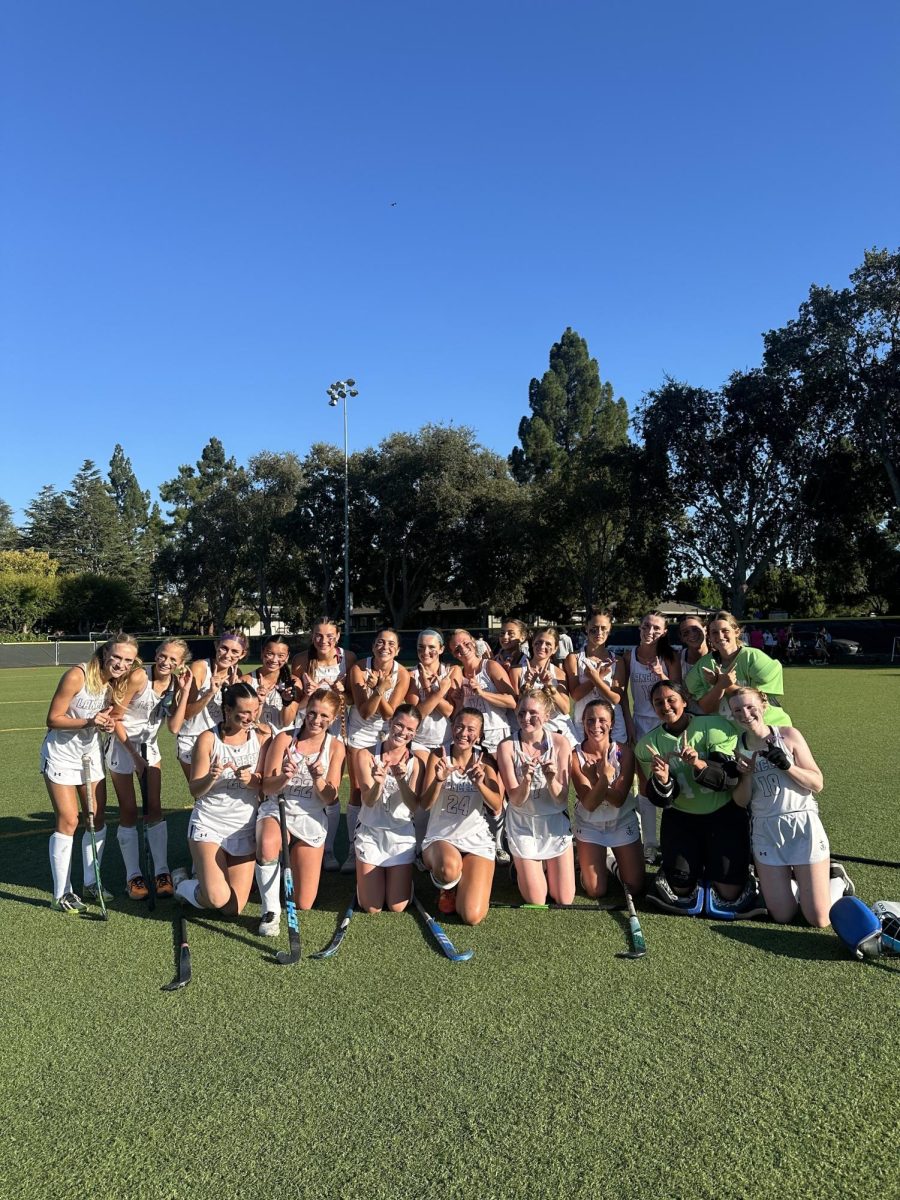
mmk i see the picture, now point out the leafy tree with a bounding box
[244,451,304,634]
[674,574,723,611]
[0,549,59,632]
[0,499,18,549]
[510,328,628,482]
[158,439,250,631]
[22,486,77,568]
[763,247,900,511]
[66,460,131,576]
[282,443,351,623]
[51,573,140,634]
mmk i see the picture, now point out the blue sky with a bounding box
[3,1,898,520]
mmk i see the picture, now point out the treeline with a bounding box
[2,248,898,636]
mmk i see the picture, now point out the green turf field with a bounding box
[1,666,897,1200]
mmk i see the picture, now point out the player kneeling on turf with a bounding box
[636,681,762,918]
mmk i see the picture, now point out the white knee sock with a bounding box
[324,802,340,855]
[82,826,107,887]
[637,795,658,847]
[345,805,360,857]
[147,820,169,875]
[49,832,74,899]
[255,860,281,916]
[175,878,204,908]
[828,875,845,905]
[117,825,141,880]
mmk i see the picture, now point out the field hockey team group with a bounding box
[40,610,854,929]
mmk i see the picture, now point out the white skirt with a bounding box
[355,824,416,867]
[257,796,327,847]
[574,810,641,848]
[505,806,572,861]
[752,810,830,867]
[188,801,257,857]
[41,731,105,786]
[107,735,161,774]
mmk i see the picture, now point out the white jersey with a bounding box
[410,664,452,749]
[422,750,495,859]
[572,651,626,743]
[180,661,223,739]
[741,729,819,820]
[346,658,398,748]
[572,743,636,837]
[249,669,292,731]
[629,648,664,740]
[461,662,511,751]
[520,665,577,745]
[40,664,111,785]
[299,650,348,736]
[257,732,336,846]
[504,735,572,861]
[355,746,417,866]
[107,673,174,773]
[189,726,261,853]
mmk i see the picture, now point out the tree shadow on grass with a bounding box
[709,923,843,961]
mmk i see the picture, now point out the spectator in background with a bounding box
[555,629,574,664]
[748,626,765,651]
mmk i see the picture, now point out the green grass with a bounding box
[1,666,898,1200]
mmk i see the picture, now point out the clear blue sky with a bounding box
[3,1,898,520]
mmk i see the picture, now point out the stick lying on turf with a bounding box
[275,795,300,965]
[161,914,191,991]
[411,887,474,962]
[80,753,108,921]
[138,742,156,912]
[616,885,647,960]
[309,897,357,960]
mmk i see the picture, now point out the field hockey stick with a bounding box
[161,915,191,991]
[275,794,301,965]
[138,743,156,911]
[410,887,474,962]
[616,884,647,959]
[309,896,357,959]
[80,753,108,921]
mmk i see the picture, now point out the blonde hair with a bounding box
[87,633,142,705]
[728,686,768,709]
[517,687,553,719]
[156,637,191,667]
[708,610,742,635]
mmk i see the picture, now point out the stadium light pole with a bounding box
[326,378,358,650]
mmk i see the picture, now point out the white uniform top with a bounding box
[572,650,626,742]
[410,664,452,749]
[741,728,819,820]
[422,750,495,859]
[257,732,336,846]
[462,662,511,749]
[40,664,110,784]
[504,734,572,860]
[191,726,261,838]
[120,674,172,744]
[298,650,347,737]
[629,648,663,740]
[357,748,416,838]
[179,661,223,740]
[346,658,398,747]
[249,669,292,731]
[572,743,635,832]
[522,668,577,745]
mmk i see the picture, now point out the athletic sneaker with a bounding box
[707,879,768,919]
[830,862,855,897]
[51,891,87,914]
[322,852,341,872]
[155,872,175,898]
[437,887,457,915]
[643,843,661,866]
[258,911,281,937]
[126,875,150,901]
[171,867,189,887]
[495,845,511,865]
[646,873,702,915]
[84,882,113,903]
[340,851,357,875]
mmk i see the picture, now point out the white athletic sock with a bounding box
[82,826,107,887]
[175,878,204,909]
[606,850,621,882]
[637,795,659,846]
[117,825,141,880]
[828,875,845,905]
[790,880,800,900]
[255,860,281,916]
[345,804,360,858]
[324,802,340,855]
[147,820,169,875]
[413,806,429,852]
[49,832,74,899]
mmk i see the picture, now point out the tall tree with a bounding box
[0,499,18,549]
[763,247,900,511]
[510,327,629,482]
[0,549,59,633]
[66,460,130,576]
[22,486,77,569]
[244,451,304,634]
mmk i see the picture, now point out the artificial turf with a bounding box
[0,665,897,1200]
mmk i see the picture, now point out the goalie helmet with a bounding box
[873,900,900,954]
